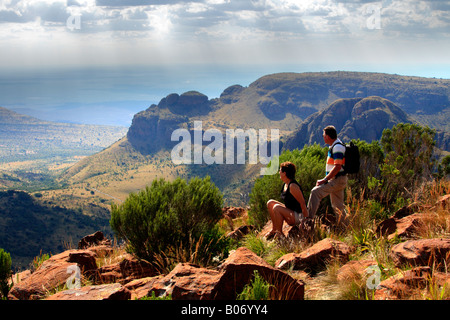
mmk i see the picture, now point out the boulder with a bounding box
[68,250,98,274]
[376,207,426,239]
[216,247,304,300]
[78,231,111,249]
[336,259,378,282]
[226,225,255,240]
[222,206,247,219]
[374,267,432,300]
[149,263,222,300]
[275,238,351,273]
[259,220,300,239]
[9,249,97,300]
[46,283,131,300]
[143,247,304,300]
[389,213,426,240]
[124,276,164,300]
[10,270,31,287]
[96,254,158,284]
[390,238,450,269]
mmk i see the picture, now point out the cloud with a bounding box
[95,0,199,6]
[0,0,449,68]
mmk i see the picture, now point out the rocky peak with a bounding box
[283,96,412,150]
[158,91,211,116]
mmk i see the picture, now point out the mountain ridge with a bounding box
[283,96,414,150]
[56,71,450,205]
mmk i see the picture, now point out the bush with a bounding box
[248,144,326,229]
[110,176,227,265]
[349,139,384,198]
[237,270,271,300]
[0,248,12,300]
[379,123,436,204]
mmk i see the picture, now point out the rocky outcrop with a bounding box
[9,249,97,300]
[78,231,111,249]
[126,106,188,154]
[373,266,450,300]
[336,259,378,282]
[126,91,214,154]
[220,84,245,104]
[9,233,304,300]
[46,283,131,300]
[127,247,304,300]
[96,254,158,284]
[275,238,352,273]
[216,247,304,300]
[390,238,450,270]
[283,96,412,150]
[158,91,211,116]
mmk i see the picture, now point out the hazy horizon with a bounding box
[1,0,449,126]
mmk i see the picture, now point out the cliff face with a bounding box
[126,91,217,154]
[127,106,188,154]
[283,96,413,149]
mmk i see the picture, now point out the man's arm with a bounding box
[317,164,342,186]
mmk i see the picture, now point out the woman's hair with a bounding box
[280,161,296,180]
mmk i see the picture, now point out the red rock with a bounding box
[226,225,255,240]
[124,276,164,300]
[222,206,247,219]
[9,250,77,300]
[389,213,425,240]
[259,220,299,239]
[143,247,304,300]
[96,254,158,284]
[275,238,351,272]
[390,238,450,269]
[86,244,114,257]
[8,249,98,300]
[68,250,98,274]
[216,247,304,300]
[374,267,431,300]
[150,263,222,300]
[10,270,31,286]
[336,259,378,282]
[377,212,427,240]
[46,283,131,300]
[78,231,111,249]
[392,202,420,219]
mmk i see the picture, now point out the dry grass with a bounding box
[238,178,450,300]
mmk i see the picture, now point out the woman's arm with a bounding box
[290,183,308,218]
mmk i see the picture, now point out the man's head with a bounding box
[323,125,337,145]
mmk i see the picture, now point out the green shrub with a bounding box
[32,250,50,271]
[237,270,271,300]
[379,123,436,205]
[248,144,326,229]
[0,248,12,300]
[110,176,226,264]
[437,155,450,178]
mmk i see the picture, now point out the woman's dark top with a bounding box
[281,180,303,213]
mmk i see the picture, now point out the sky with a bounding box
[0,0,449,125]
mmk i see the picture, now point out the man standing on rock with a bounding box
[307,125,348,222]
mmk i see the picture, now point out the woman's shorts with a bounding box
[290,211,301,226]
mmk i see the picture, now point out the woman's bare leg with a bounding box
[267,200,297,235]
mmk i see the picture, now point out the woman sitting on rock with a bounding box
[266,161,308,240]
